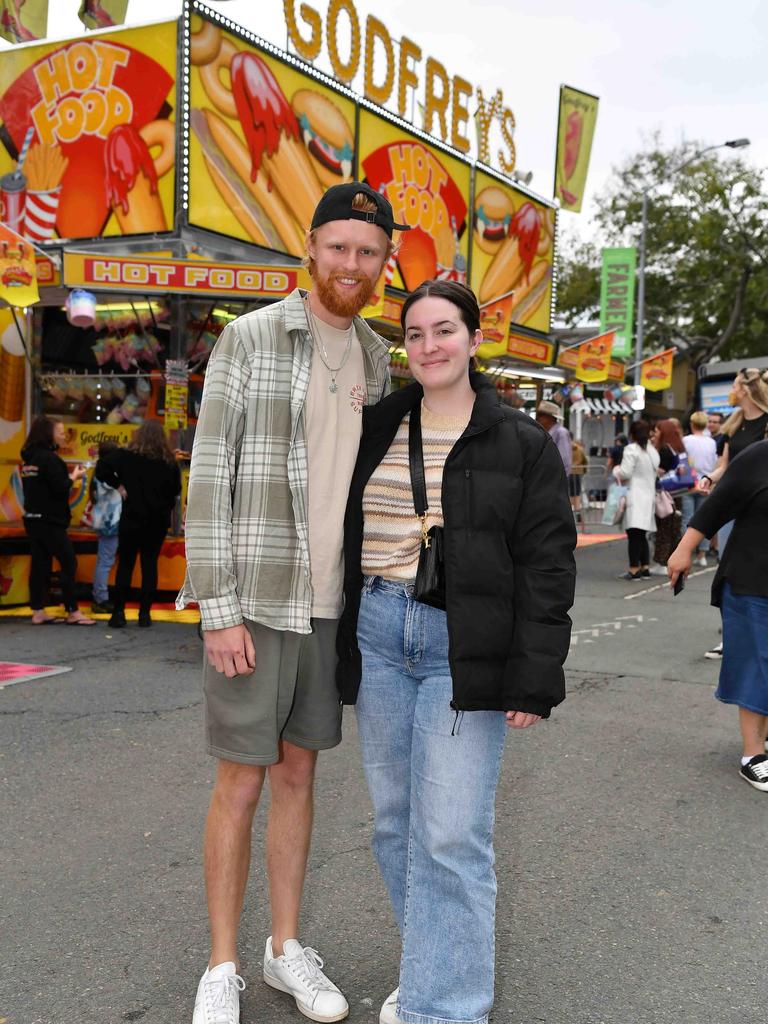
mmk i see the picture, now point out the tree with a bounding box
[555,139,768,369]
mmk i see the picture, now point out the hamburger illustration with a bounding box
[291,90,354,187]
[473,186,514,254]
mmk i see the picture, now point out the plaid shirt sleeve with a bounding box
[181,321,251,630]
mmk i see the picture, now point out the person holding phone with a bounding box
[337,280,576,1024]
[668,439,768,791]
[20,415,96,625]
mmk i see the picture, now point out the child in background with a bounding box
[90,441,123,614]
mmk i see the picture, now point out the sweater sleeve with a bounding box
[503,433,577,717]
[689,442,768,538]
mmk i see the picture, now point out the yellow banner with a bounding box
[0,22,177,242]
[78,0,128,30]
[0,224,38,306]
[0,0,47,43]
[188,13,356,256]
[471,167,555,335]
[477,294,514,359]
[506,332,555,367]
[575,331,615,382]
[640,348,675,391]
[554,85,599,214]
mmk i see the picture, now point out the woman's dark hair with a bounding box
[401,279,481,336]
[628,419,650,448]
[21,415,58,457]
[653,418,685,454]
[97,440,119,458]
[128,419,176,464]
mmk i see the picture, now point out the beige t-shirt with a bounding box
[306,308,366,618]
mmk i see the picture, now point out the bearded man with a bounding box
[179,183,407,1024]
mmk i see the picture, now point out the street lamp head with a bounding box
[724,138,750,149]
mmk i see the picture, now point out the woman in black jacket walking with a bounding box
[337,281,576,1024]
[96,419,181,628]
[20,416,95,625]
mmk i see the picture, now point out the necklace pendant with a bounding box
[329,381,338,394]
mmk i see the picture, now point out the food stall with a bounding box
[0,0,560,605]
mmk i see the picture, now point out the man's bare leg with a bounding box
[266,741,318,955]
[205,759,267,968]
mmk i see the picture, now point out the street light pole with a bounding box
[632,138,750,391]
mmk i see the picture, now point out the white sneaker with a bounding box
[704,641,723,660]
[379,987,403,1024]
[263,937,349,1022]
[648,564,668,576]
[192,962,245,1024]
[696,553,708,567]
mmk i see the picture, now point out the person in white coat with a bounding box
[614,419,660,580]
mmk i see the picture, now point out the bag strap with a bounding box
[408,401,428,516]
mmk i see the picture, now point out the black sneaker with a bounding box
[641,569,651,579]
[739,755,768,792]
[91,599,113,614]
[138,612,152,628]
[108,609,127,628]
[617,571,643,581]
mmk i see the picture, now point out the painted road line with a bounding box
[623,566,716,600]
[569,614,658,646]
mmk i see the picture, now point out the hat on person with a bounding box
[536,400,562,419]
[310,182,411,238]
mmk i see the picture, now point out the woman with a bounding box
[614,419,659,581]
[96,419,181,628]
[648,418,689,573]
[337,280,576,1024]
[20,416,95,625]
[667,439,768,792]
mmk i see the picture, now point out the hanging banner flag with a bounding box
[554,85,599,213]
[600,247,636,358]
[0,223,38,307]
[0,0,47,43]
[78,0,129,29]
[477,292,514,359]
[574,330,615,383]
[640,348,675,391]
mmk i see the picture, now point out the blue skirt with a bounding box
[716,582,768,715]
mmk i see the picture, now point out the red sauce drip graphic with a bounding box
[230,51,300,181]
[104,125,158,215]
[509,202,541,280]
[564,110,583,181]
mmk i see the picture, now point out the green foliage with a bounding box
[556,138,768,366]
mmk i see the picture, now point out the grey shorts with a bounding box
[203,618,342,765]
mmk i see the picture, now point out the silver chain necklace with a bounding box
[304,297,354,394]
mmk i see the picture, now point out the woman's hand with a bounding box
[505,710,541,729]
[697,474,712,494]
[666,528,703,588]
[68,464,86,482]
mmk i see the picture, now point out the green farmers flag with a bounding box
[600,247,636,358]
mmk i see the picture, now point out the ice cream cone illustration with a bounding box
[0,323,26,443]
[105,125,167,234]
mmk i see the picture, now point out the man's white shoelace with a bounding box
[748,759,768,779]
[204,972,245,1024]
[285,946,336,993]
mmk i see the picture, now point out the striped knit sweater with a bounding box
[361,401,470,581]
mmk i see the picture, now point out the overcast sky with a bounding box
[2,0,766,235]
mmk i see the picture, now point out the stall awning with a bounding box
[583,398,632,414]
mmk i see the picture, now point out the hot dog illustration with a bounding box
[104,124,167,234]
[478,202,542,304]
[509,261,551,325]
[230,51,323,229]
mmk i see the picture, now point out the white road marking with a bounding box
[623,566,716,600]
[570,614,657,646]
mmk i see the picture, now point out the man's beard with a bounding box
[313,268,376,318]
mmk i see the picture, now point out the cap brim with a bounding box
[392,222,411,231]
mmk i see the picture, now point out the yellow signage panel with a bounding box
[188,13,356,257]
[358,107,471,293]
[0,21,177,242]
[471,168,555,336]
[554,85,599,214]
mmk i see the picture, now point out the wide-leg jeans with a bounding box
[356,576,507,1024]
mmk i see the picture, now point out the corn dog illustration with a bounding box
[104,124,167,234]
[0,322,25,443]
[229,51,323,230]
[478,202,542,304]
[191,108,304,255]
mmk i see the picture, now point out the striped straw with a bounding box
[16,126,34,172]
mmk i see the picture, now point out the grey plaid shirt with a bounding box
[176,288,391,632]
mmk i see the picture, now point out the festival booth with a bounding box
[0,0,560,605]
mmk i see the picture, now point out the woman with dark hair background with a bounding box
[96,419,181,628]
[20,415,95,625]
[614,418,659,580]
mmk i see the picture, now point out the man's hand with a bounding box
[204,624,256,678]
[505,711,541,729]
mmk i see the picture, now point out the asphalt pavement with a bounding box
[1,541,766,1024]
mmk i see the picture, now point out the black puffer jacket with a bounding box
[337,376,577,718]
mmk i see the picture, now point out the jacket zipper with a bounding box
[464,469,471,527]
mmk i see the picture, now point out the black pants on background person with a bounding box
[113,522,168,615]
[627,527,649,567]
[23,518,79,612]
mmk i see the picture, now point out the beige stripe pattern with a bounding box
[362,401,470,581]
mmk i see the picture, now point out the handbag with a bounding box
[602,482,627,526]
[655,487,675,519]
[408,402,446,610]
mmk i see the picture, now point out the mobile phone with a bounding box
[673,574,685,596]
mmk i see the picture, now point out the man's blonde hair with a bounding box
[689,411,708,430]
[303,190,397,276]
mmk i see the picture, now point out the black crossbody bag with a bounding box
[409,403,446,610]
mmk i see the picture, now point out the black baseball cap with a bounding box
[310,182,411,238]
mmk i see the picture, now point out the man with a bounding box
[178,182,407,1024]
[535,399,573,475]
[683,411,717,567]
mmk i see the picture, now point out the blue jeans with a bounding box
[92,534,118,602]
[680,492,709,553]
[356,577,507,1024]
